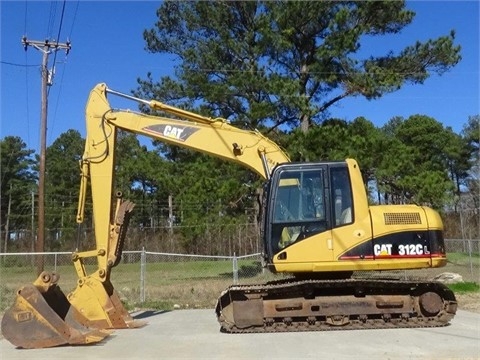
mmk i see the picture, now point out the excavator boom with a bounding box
[92,84,290,180]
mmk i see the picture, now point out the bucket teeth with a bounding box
[1,271,113,349]
[1,270,146,349]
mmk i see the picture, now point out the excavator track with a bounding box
[215,278,457,333]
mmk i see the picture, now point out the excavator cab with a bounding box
[262,159,450,275]
[263,161,354,268]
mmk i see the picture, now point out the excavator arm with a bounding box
[1,83,290,348]
[69,83,290,329]
[74,81,290,288]
[73,83,290,326]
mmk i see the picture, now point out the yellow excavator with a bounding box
[1,83,457,348]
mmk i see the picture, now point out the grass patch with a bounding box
[447,282,480,293]
[0,285,18,312]
[447,252,480,265]
[135,300,175,310]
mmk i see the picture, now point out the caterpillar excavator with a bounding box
[1,83,457,348]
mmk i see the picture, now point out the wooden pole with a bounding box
[22,37,71,275]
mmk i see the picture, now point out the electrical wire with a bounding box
[50,0,66,75]
[47,0,68,142]
[68,1,80,40]
[25,52,31,149]
[23,0,31,150]
[48,0,66,97]
[24,0,28,35]
[0,61,38,67]
[46,1,57,39]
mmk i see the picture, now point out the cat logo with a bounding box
[143,124,200,142]
[374,244,392,256]
[163,125,184,140]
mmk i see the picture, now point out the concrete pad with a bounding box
[1,309,479,359]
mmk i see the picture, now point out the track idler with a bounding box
[1,271,110,349]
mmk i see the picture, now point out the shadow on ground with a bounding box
[132,310,170,320]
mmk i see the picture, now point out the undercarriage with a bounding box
[215,278,457,333]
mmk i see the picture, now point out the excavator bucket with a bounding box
[66,275,145,330]
[1,271,110,349]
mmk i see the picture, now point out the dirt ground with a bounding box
[456,292,480,313]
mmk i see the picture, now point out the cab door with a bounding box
[264,164,335,269]
[330,163,373,263]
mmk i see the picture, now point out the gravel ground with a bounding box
[1,309,479,359]
[456,292,480,313]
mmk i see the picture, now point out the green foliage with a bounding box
[462,116,479,159]
[167,153,257,253]
[45,130,84,250]
[461,116,479,211]
[447,282,480,293]
[140,0,460,133]
[375,115,465,209]
[0,136,37,251]
[286,116,387,198]
[286,113,473,209]
[1,136,37,200]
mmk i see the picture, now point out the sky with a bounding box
[1,1,479,154]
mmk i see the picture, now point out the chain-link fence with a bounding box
[0,250,273,311]
[1,239,478,311]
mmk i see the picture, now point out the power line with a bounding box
[49,0,67,94]
[68,1,80,39]
[25,50,31,148]
[23,0,30,148]
[23,0,28,35]
[47,0,68,141]
[0,61,39,67]
[46,1,57,39]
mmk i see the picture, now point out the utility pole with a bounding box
[22,37,71,275]
[31,190,35,267]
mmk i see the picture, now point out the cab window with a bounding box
[330,167,353,227]
[272,169,327,250]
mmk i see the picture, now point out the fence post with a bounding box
[233,252,238,285]
[468,239,474,279]
[140,247,146,303]
[54,252,57,272]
